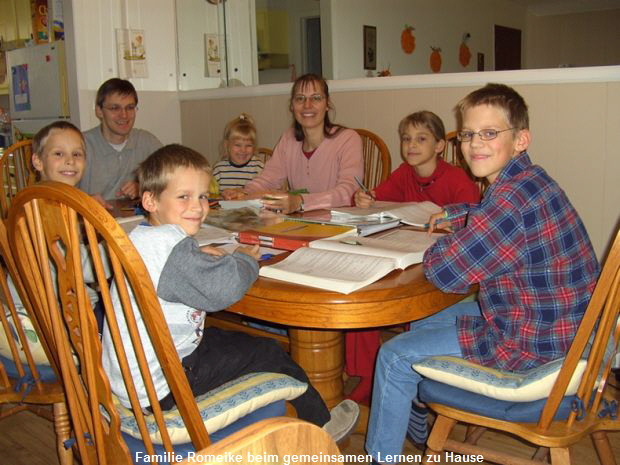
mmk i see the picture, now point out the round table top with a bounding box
[228,258,475,329]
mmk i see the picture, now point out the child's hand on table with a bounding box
[199,245,227,256]
[354,189,376,208]
[235,244,260,260]
[428,210,453,233]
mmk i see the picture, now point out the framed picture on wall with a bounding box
[363,25,377,70]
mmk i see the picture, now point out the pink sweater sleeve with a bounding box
[243,133,289,194]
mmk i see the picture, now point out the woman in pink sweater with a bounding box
[223,74,364,213]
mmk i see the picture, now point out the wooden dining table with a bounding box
[226,255,472,410]
[110,200,472,414]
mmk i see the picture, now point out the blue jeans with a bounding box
[365,301,481,463]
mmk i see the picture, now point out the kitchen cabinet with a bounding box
[176,0,256,90]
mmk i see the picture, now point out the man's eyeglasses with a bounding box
[292,94,325,105]
[102,104,138,114]
[457,128,515,142]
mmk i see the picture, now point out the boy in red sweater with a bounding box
[348,111,480,405]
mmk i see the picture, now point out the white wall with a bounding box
[525,9,620,69]
[65,0,181,144]
[323,0,527,79]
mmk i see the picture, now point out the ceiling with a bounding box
[515,0,620,15]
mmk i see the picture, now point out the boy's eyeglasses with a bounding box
[102,104,138,114]
[457,128,515,142]
[292,94,325,105]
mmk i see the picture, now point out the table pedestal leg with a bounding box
[288,328,344,409]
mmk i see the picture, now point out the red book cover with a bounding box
[237,221,355,251]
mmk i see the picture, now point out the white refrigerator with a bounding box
[7,41,70,142]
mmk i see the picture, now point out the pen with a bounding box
[260,253,274,261]
[354,176,376,200]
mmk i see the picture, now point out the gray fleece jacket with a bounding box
[101,224,258,407]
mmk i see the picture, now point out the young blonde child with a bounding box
[347,111,481,406]
[213,113,264,195]
[101,144,359,443]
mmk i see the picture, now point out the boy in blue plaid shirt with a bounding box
[365,83,599,463]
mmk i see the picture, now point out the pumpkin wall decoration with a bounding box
[401,25,416,54]
[430,46,442,73]
[459,33,472,67]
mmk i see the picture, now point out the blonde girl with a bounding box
[212,113,264,195]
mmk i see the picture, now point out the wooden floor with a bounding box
[2,382,619,464]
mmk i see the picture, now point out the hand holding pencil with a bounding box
[353,176,376,208]
[427,210,453,233]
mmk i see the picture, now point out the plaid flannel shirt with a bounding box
[423,152,599,372]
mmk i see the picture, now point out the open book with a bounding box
[115,215,235,246]
[259,229,442,294]
[331,201,442,227]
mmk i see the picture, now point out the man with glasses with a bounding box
[79,78,162,206]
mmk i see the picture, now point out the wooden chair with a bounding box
[444,131,488,195]
[354,129,391,190]
[0,220,72,465]
[179,417,342,464]
[7,182,304,464]
[256,147,273,164]
[419,226,620,465]
[0,139,35,217]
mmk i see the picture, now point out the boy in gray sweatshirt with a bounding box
[101,144,358,441]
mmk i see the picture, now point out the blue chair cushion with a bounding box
[0,354,57,382]
[412,355,586,402]
[115,372,306,445]
[419,379,577,422]
[125,401,286,464]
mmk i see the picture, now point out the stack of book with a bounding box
[236,220,356,251]
[331,200,442,228]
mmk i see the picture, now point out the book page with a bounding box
[387,201,442,226]
[310,229,441,268]
[218,199,263,210]
[115,215,145,234]
[367,229,442,252]
[331,201,403,218]
[194,224,236,246]
[259,248,396,293]
[330,201,441,227]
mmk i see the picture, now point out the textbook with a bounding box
[331,201,442,227]
[115,215,235,246]
[259,229,442,293]
[328,213,402,236]
[288,214,401,237]
[236,220,356,251]
[218,199,263,211]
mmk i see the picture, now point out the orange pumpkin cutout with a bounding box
[459,33,472,67]
[401,25,416,54]
[430,46,442,73]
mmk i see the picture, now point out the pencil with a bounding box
[354,176,376,200]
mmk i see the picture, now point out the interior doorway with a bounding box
[302,16,322,76]
[494,24,521,70]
